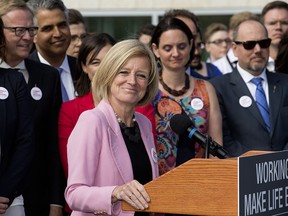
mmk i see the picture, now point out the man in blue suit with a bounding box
[210,19,288,157]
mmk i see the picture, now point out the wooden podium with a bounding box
[122,151,275,216]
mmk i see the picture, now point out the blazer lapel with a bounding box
[99,100,134,183]
[0,71,6,148]
[25,59,42,111]
[230,70,267,130]
[136,115,158,180]
[267,72,281,136]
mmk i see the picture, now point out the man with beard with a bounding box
[188,31,222,80]
[210,19,288,157]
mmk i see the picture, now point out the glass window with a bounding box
[85,16,152,41]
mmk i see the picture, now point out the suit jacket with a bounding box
[59,93,157,178]
[22,59,65,215]
[65,100,159,216]
[210,69,288,157]
[29,50,79,83]
[0,68,34,202]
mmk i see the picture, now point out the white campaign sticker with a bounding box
[239,96,252,108]
[191,98,204,110]
[31,87,42,100]
[0,87,9,100]
[151,147,158,163]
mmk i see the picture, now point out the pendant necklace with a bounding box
[115,113,141,143]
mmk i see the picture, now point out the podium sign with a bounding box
[122,150,288,216]
[239,150,288,216]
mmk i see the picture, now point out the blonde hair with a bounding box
[92,39,159,107]
[0,0,34,17]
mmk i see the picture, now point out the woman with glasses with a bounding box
[66,8,87,58]
[204,22,231,63]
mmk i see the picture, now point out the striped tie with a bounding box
[250,77,270,132]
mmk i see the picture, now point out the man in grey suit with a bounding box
[210,19,288,157]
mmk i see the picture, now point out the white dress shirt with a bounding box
[237,64,269,106]
[37,53,76,101]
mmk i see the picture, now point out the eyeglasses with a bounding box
[207,38,232,46]
[234,38,271,50]
[71,34,87,43]
[4,26,38,37]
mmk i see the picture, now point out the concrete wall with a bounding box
[63,0,278,15]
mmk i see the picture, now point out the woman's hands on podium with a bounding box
[112,180,150,210]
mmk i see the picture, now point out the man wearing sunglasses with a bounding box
[210,19,288,157]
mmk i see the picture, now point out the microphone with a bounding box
[169,114,231,159]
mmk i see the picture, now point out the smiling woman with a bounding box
[65,39,159,216]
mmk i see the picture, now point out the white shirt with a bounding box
[237,64,269,105]
[37,53,76,100]
[212,49,238,74]
[213,49,276,75]
[266,56,275,73]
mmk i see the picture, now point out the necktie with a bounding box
[250,77,270,132]
[57,68,69,102]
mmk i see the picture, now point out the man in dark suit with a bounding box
[0,0,65,215]
[210,19,288,157]
[0,68,34,216]
[27,0,79,102]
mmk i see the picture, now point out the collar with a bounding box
[237,64,267,84]
[37,52,71,73]
[266,56,275,72]
[0,59,26,70]
[227,48,238,63]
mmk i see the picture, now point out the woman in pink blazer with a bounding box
[59,34,157,180]
[65,39,159,216]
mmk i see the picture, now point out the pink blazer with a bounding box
[65,100,159,216]
[59,92,157,178]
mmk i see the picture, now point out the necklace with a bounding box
[159,70,190,97]
[115,113,141,143]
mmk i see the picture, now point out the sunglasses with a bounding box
[234,38,271,50]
